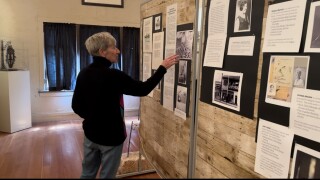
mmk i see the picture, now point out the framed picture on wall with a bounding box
[82,0,124,8]
[153,13,162,33]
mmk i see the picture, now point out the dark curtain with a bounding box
[44,23,77,91]
[122,27,140,80]
[79,25,121,70]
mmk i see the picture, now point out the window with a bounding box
[43,23,140,92]
[43,23,77,91]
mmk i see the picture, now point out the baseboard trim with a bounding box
[32,112,82,123]
[124,109,139,117]
[32,109,139,123]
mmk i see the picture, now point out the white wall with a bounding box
[0,0,142,122]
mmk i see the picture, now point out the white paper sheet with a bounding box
[203,35,227,68]
[152,32,164,69]
[254,119,294,178]
[262,0,307,52]
[163,3,177,111]
[290,144,320,179]
[208,0,230,35]
[163,66,175,111]
[212,70,243,111]
[304,1,320,52]
[265,56,309,108]
[290,88,320,143]
[143,17,153,53]
[142,53,152,81]
[165,3,177,51]
[227,36,255,56]
[143,53,153,97]
[203,0,229,68]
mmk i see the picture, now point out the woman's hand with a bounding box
[161,54,179,69]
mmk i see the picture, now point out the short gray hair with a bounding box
[85,32,116,56]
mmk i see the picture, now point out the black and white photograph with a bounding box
[311,5,320,48]
[176,85,187,112]
[291,144,320,179]
[212,70,243,111]
[176,30,194,59]
[234,0,252,32]
[178,60,187,85]
[293,67,307,88]
[305,2,320,52]
[153,13,162,33]
[266,83,276,96]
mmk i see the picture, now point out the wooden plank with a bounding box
[197,143,258,178]
[195,155,227,178]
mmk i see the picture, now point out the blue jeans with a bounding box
[80,136,123,179]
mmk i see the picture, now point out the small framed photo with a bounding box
[82,0,124,8]
[153,13,162,33]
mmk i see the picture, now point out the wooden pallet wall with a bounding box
[140,0,269,178]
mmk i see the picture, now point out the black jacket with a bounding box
[72,56,166,146]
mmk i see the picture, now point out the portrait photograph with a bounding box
[266,83,276,96]
[176,30,194,59]
[178,60,188,85]
[304,1,320,52]
[234,0,252,32]
[293,67,307,88]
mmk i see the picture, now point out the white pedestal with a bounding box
[0,71,32,133]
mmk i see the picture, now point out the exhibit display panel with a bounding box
[140,0,320,178]
[139,0,197,178]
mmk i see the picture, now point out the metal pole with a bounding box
[127,120,134,157]
[187,0,205,178]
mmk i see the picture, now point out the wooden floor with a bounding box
[0,117,160,179]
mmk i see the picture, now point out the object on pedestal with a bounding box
[6,44,16,69]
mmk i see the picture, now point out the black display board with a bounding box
[257,0,320,155]
[161,23,193,117]
[174,23,193,117]
[200,0,265,119]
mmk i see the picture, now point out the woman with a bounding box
[234,0,250,32]
[72,32,179,179]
